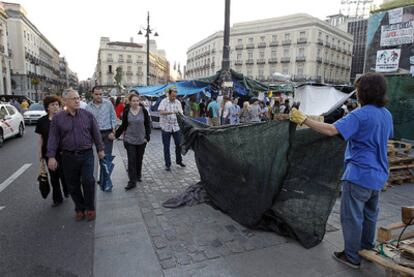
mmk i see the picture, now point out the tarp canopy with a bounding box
[130,80,210,97]
[294,85,352,116]
[178,115,345,248]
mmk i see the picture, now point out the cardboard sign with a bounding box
[388,7,403,24]
[381,21,414,47]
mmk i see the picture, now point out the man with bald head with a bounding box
[47,88,104,221]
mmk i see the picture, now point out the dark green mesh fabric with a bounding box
[178,115,345,248]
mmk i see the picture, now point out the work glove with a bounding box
[289,108,307,126]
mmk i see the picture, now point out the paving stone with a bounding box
[160,258,176,270]
[153,236,167,249]
[226,241,244,253]
[151,203,160,209]
[189,251,207,263]
[156,249,172,261]
[186,244,198,253]
[225,224,237,233]
[205,248,221,259]
[172,243,186,253]
[175,252,191,265]
[154,209,163,215]
[164,229,177,241]
[210,239,223,248]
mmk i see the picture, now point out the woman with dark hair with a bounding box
[115,93,151,190]
[35,95,68,206]
[289,72,393,269]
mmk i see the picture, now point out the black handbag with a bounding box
[38,160,50,199]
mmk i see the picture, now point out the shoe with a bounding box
[137,178,142,182]
[124,183,136,190]
[86,210,96,221]
[165,167,171,171]
[332,251,360,269]
[75,211,85,221]
[64,193,69,198]
[51,200,63,207]
[177,162,186,167]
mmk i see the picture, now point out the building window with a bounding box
[258,67,264,78]
[108,65,112,73]
[270,65,277,75]
[297,63,304,75]
[271,48,277,58]
[237,53,242,60]
[248,50,253,59]
[318,31,322,38]
[248,37,254,43]
[298,48,305,56]
[282,64,289,75]
[283,48,289,57]
[259,50,265,59]
[272,35,277,42]
[247,68,253,78]
[317,48,322,58]
[238,38,242,44]
[284,33,290,40]
[299,31,306,38]
[260,36,265,42]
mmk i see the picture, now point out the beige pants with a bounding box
[208,117,220,126]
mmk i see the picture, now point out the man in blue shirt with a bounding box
[289,73,393,269]
[207,96,220,126]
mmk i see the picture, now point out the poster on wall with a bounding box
[388,7,403,24]
[380,21,414,47]
[375,49,401,72]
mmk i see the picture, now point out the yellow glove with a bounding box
[289,108,307,125]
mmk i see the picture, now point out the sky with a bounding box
[10,0,383,80]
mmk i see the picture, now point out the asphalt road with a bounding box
[0,125,94,277]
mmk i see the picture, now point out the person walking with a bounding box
[115,93,151,190]
[221,96,232,125]
[239,101,251,123]
[35,95,68,207]
[47,89,104,221]
[248,98,261,122]
[207,96,220,126]
[158,88,185,171]
[289,73,393,269]
[229,97,240,125]
[86,87,117,191]
[115,97,125,119]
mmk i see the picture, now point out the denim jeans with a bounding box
[62,150,95,212]
[161,130,182,168]
[99,130,114,183]
[340,181,380,264]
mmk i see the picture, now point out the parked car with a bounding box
[0,102,25,147]
[23,103,47,125]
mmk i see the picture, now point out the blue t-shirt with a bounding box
[333,105,393,191]
[207,101,220,118]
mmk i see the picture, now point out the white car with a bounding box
[23,103,47,125]
[0,103,25,147]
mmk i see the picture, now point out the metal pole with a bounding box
[221,0,231,70]
[146,11,150,86]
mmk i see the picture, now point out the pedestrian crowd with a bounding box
[32,73,394,272]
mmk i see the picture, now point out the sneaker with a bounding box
[86,210,96,221]
[75,211,85,221]
[165,167,171,171]
[332,251,360,269]
[51,200,63,207]
[177,162,186,167]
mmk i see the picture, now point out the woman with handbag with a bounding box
[115,93,151,190]
[35,95,68,206]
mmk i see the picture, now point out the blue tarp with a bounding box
[130,81,210,98]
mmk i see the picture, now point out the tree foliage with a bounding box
[375,0,414,12]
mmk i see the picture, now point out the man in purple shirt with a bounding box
[47,88,104,221]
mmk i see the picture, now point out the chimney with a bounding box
[130,37,134,43]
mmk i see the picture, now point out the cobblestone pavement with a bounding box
[116,129,343,271]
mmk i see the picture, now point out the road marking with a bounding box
[0,163,32,193]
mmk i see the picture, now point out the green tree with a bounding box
[114,66,123,88]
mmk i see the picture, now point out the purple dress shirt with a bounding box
[47,109,104,158]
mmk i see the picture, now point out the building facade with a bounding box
[347,19,368,82]
[59,56,78,90]
[94,37,169,87]
[4,2,60,100]
[186,14,353,84]
[0,2,11,95]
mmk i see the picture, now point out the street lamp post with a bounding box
[220,0,233,97]
[138,11,158,86]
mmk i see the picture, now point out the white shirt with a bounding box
[158,98,183,132]
[222,101,233,118]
